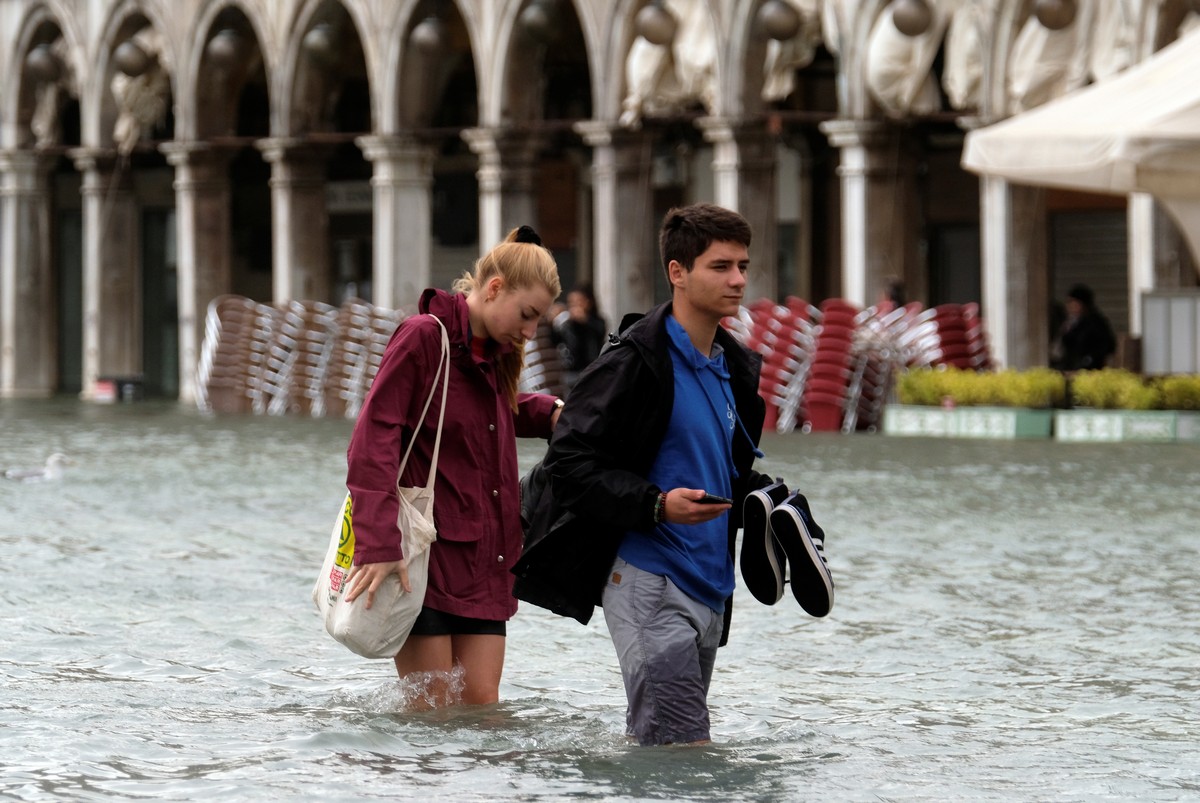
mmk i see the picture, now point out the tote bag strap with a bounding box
[396,315,451,494]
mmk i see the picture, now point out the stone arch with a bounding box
[487,0,596,126]
[988,0,1123,119]
[376,0,419,134]
[278,0,377,137]
[177,0,273,141]
[725,0,774,118]
[986,0,1089,119]
[834,0,890,119]
[4,1,86,149]
[385,0,479,132]
[600,0,727,123]
[1140,0,1196,55]
[726,0,835,120]
[85,0,178,149]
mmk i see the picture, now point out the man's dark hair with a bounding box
[658,203,752,282]
[1067,283,1096,310]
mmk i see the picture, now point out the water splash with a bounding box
[362,665,467,713]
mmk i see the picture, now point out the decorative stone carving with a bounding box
[865,0,952,117]
[620,0,716,127]
[762,0,825,103]
[942,0,994,110]
[1007,0,1142,114]
[28,38,76,148]
[111,28,171,154]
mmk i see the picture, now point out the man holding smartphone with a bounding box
[524,203,782,746]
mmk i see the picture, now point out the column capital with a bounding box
[573,120,616,148]
[956,114,1002,132]
[818,118,893,149]
[460,126,500,158]
[573,120,652,152]
[0,148,54,173]
[461,126,545,156]
[161,141,235,171]
[696,116,777,172]
[695,116,736,145]
[573,120,657,156]
[694,116,773,143]
[67,146,119,173]
[159,140,221,166]
[356,133,433,163]
[255,137,331,165]
[0,149,55,195]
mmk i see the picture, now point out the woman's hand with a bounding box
[345,559,411,609]
[549,397,565,431]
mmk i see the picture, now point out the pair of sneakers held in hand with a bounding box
[741,482,834,617]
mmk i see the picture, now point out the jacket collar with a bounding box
[420,287,469,346]
[624,301,760,387]
[419,287,518,359]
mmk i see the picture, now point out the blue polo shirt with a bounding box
[618,316,737,611]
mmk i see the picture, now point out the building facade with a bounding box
[1,0,1197,402]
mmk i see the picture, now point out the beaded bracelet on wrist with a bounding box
[653,491,668,524]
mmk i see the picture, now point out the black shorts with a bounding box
[409,607,506,637]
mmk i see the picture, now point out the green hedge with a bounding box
[896,367,1200,410]
[897,367,1066,409]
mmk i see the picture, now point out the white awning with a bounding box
[962,32,1200,259]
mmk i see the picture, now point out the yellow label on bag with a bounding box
[324,494,356,599]
[337,495,355,570]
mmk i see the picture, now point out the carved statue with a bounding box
[942,0,996,110]
[865,0,957,117]
[1007,0,1151,114]
[620,0,717,128]
[762,0,825,103]
[30,38,76,148]
[111,28,171,155]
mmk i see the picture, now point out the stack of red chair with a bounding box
[800,299,862,432]
[900,303,992,370]
[743,302,813,431]
[842,303,914,432]
[961,302,994,370]
[926,304,974,369]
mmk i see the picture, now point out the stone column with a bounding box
[1127,192,1196,338]
[1128,193,1156,338]
[0,150,56,397]
[697,117,779,302]
[462,128,544,250]
[71,148,140,399]
[792,136,815,301]
[979,175,1048,369]
[257,138,330,304]
[574,121,656,323]
[357,134,435,311]
[160,142,234,405]
[819,119,902,308]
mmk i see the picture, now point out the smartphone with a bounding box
[697,493,732,505]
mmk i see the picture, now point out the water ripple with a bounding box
[3,403,1200,800]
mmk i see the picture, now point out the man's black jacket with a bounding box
[512,301,771,645]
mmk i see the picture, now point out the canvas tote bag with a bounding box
[312,315,451,658]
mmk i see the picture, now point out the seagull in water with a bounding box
[3,453,74,482]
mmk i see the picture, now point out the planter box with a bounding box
[1054,410,1200,442]
[883,405,1054,439]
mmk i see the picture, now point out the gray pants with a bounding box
[602,557,724,746]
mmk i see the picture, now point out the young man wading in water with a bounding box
[517,204,834,745]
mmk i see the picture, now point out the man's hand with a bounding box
[662,488,732,525]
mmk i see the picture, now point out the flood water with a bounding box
[3,398,1199,801]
